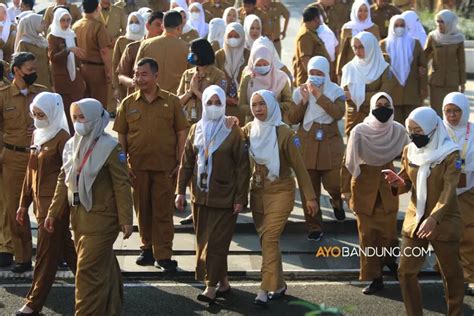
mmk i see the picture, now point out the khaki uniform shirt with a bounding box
[73,16,112,64]
[136,34,189,94]
[327,0,353,37]
[112,36,134,93]
[98,4,127,43]
[180,29,200,44]
[43,4,82,30]
[370,4,401,39]
[113,85,189,171]
[0,24,16,63]
[117,40,140,96]
[115,0,150,15]
[17,41,53,89]
[203,2,226,23]
[263,2,290,41]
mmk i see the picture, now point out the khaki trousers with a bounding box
[429,84,458,117]
[133,169,175,260]
[80,64,108,109]
[398,236,465,316]
[394,104,420,125]
[459,189,474,283]
[0,175,13,254]
[192,204,237,287]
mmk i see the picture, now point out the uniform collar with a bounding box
[134,84,164,103]
[11,80,38,96]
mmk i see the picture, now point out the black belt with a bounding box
[81,61,104,66]
[273,39,281,43]
[4,143,30,152]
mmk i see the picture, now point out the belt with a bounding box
[273,39,281,43]
[81,61,105,66]
[4,143,30,152]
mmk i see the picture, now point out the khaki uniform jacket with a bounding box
[136,34,189,94]
[117,40,140,96]
[180,29,200,44]
[336,24,380,76]
[0,24,16,63]
[0,82,48,148]
[263,2,290,41]
[327,0,353,36]
[148,0,173,12]
[424,33,466,87]
[112,36,133,93]
[73,16,112,64]
[203,2,226,23]
[242,123,317,212]
[292,24,330,86]
[43,4,82,30]
[48,144,133,236]
[116,0,150,15]
[113,85,189,171]
[19,130,70,218]
[177,124,250,208]
[394,147,462,241]
[370,4,401,39]
[17,41,53,90]
[177,65,227,123]
[98,4,127,43]
[380,39,427,106]
[286,94,345,171]
[238,73,293,124]
[238,7,273,40]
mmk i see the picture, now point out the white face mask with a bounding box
[227,37,241,48]
[205,105,225,121]
[129,23,140,34]
[74,121,92,136]
[34,118,49,129]
[394,27,405,37]
[253,65,271,75]
[190,12,200,21]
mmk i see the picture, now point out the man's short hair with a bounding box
[148,11,164,25]
[11,52,36,74]
[136,58,159,74]
[82,0,98,14]
[243,0,257,5]
[163,11,182,29]
[21,0,35,10]
[303,6,321,23]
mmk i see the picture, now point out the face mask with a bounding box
[129,23,140,34]
[372,106,393,123]
[23,72,37,86]
[227,38,241,48]
[316,24,324,34]
[34,118,49,129]
[309,75,325,87]
[187,52,196,65]
[394,27,405,37]
[74,121,93,136]
[253,65,271,75]
[190,12,200,21]
[410,133,430,148]
[205,105,225,121]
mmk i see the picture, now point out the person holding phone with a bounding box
[387,106,465,316]
[341,92,409,294]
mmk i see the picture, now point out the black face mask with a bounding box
[372,106,393,123]
[410,133,430,148]
[23,72,37,86]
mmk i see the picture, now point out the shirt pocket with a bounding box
[126,110,141,131]
[3,105,22,132]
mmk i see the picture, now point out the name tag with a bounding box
[316,128,325,141]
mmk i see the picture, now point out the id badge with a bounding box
[254,173,263,189]
[455,158,463,170]
[315,128,325,141]
[72,192,80,206]
[191,106,197,120]
[458,173,467,188]
[200,172,208,189]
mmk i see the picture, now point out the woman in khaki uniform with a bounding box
[341,92,409,295]
[243,89,318,307]
[425,10,466,117]
[442,92,474,296]
[15,14,52,90]
[215,22,250,123]
[0,4,16,64]
[45,99,133,315]
[178,38,227,124]
[176,85,250,303]
[48,8,86,134]
[112,12,145,101]
[175,7,200,43]
[238,44,292,124]
[15,92,77,315]
[288,56,346,241]
[380,15,427,124]
[223,6,238,25]
[387,107,465,316]
[341,31,393,136]
[336,0,380,79]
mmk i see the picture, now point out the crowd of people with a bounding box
[0,0,471,315]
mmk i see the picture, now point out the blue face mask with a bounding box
[309,75,325,87]
[253,65,271,75]
[316,24,324,34]
[187,52,197,65]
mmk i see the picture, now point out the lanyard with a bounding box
[449,123,470,160]
[99,9,110,26]
[76,138,99,185]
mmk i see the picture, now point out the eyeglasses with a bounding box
[444,109,462,115]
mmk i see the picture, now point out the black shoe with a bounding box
[197,293,216,304]
[15,311,39,316]
[466,284,474,296]
[362,277,384,295]
[0,252,13,267]
[307,231,323,241]
[135,249,155,266]
[386,262,398,280]
[216,286,231,298]
[11,261,32,273]
[268,284,287,300]
[253,298,268,307]
[57,259,68,270]
[109,111,116,118]
[180,215,193,225]
[155,259,178,272]
[331,198,346,221]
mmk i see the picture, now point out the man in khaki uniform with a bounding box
[371,0,401,39]
[0,131,13,267]
[115,0,150,15]
[148,0,171,12]
[73,0,112,109]
[0,52,47,273]
[114,58,189,270]
[292,6,330,86]
[257,0,289,56]
[393,0,413,10]
[136,11,189,94]
[326,0,353,41]
[43,0,82,30]
[238,0,273,40]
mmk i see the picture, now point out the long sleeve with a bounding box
[19,159,33,209]
[424,34,433,62]
[391,147,412,196]
[47,36,68,64]
[238,75,251,120]
[112,38,122,88]
[176,125,197,195]
[340,154,352,195]
[278,81,293,113]
[232,128,250,205]
[317,95,345,120]
[457,41,466,85]
[416,41,428,90]
[47,168,68,218]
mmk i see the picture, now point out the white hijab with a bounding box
[208,18,226,49]
[125,11,145,42]
[317,20,338,62]
[249,90,284,182]
[346,92,409,178]
[194,85,231,192]
[50,8,77,82]
[406,107,459,224]
[342,0,374,36]
[401,10,427,47]
[15,13,47,52]
[432,10,464,46]
[293,56,345,130]
[223,7,238,25]
[63,99,117,212]
[30,92,70,148]
[341,31,389,111]
[243,14,261,50]
[442,92,474,195]
[174,7,194,34]
[223,22,246,87]
[189,2,209,38]
[386,15,415,86]
[171,0,188,12]
[253,36,285,71]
